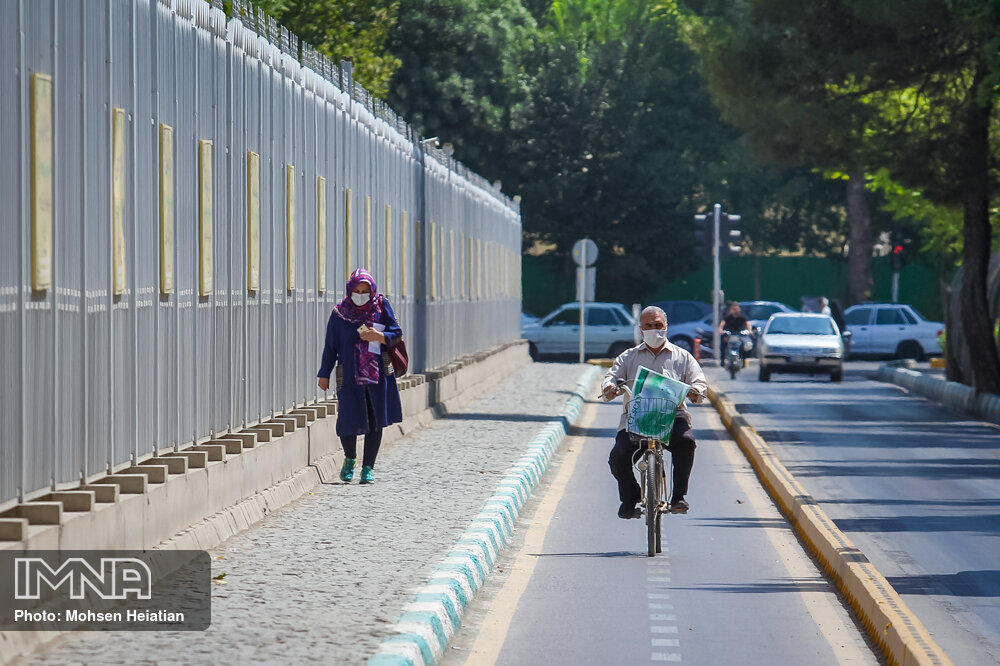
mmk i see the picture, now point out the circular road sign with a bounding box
[571,238,599,266]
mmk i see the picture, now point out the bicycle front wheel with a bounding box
[645,451,659,557]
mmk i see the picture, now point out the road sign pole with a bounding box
[578,243,587,363]
[712,203,722,358]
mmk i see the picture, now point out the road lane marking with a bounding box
[457,399,596,666]
[651,653,682,662]
[650,614,676,621]
[650,626,679,634]
[648,603,674,610]
[652,639,680,647]
[703,407,878,665]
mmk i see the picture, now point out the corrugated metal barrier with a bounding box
[0,0,523,508]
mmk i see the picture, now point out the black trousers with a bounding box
[608,415,696,506]
[340,387,383,468]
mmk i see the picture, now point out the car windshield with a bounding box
[907,306,928,321]
[767,317,836,335]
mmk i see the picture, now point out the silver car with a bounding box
[842,303,943,359]
[758,313,845,382]
[522,302,636,359]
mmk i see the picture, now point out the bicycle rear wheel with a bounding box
[645,451,659,557]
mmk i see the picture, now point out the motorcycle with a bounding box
[724,329,754,379]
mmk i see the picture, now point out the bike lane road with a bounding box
[442,395,880,666]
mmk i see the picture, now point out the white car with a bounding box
[522,302,636,359]
[758,313,845,382]
[842,303,943,359]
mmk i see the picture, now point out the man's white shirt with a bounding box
[602,340,709,433]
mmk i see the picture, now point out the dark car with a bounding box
[649,300,713,325]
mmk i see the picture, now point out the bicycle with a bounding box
[614,379,691,558]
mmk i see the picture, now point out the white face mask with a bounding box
[351,292,370,306]
[643,328,667,348]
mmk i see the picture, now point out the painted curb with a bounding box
[876,365,1000,425]
[367,365,600,666]
[708,387,953,666]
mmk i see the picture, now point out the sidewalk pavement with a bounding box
[22,362,594,666]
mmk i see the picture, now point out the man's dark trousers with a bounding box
[608,414,696,506]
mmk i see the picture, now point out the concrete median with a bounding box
[877,365,998,424]
[709,386,953,666]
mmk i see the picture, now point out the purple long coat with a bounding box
[317,300,403,436]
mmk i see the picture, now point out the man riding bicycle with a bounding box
[602,306,708,519]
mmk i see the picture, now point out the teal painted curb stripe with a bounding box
[368,655,413,666]
[456,537,495,568]
[368,365,600,666]
[397,611,448,652]
[414,593,461,632]
[387,632,432,665]
[434,562,479,591]
[448,549,487,581]
[464,527,501,553]
[427,576,469,608]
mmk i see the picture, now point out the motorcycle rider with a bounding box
[718,301,751,366]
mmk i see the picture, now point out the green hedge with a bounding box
[522,254,945,321]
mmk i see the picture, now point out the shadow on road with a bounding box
[887,570,1000,597]
[526,550,641,559]
[671,578,836,594]
[834,514,1000,535]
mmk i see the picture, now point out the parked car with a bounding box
[666,314,715,357]
[739,300,795,331]
[648,300,713,325]
[521,312,539,328]
[842,303,943,359]
[757,313,845,382]
[522,302,636,359]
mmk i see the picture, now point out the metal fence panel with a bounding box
[1,0,522,508]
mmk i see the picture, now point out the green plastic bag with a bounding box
[626,367,691,440]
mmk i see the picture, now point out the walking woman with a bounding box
[317,268,403,484]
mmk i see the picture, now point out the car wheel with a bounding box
[758,366,770,382]
[831,368,843,382]
[671,336,693,353]
[608,342,631,358]
[896,340,924,361]
[528,342,539,360]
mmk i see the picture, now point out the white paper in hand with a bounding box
[369,323,385,353]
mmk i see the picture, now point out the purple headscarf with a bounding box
[335,268,384,385]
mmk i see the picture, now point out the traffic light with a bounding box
[693,214,712,262]
[890,243,906,272]
[720,213,742,260]
[889,227,908,272]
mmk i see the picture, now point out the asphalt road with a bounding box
[443,394,880,666]
[702,359,1000,666]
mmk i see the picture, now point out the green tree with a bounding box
[682,0,1000,393]
[386,0,536,173]
[255,0,401,98]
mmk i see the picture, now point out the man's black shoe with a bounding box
[618,502,642,519]
[669,498,690,514]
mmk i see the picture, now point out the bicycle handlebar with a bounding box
[598,378,706,402]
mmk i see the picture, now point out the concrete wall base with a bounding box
[0,340,529,664]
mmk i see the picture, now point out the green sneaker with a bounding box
[359,465,375,484]
[339,457,356,482]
